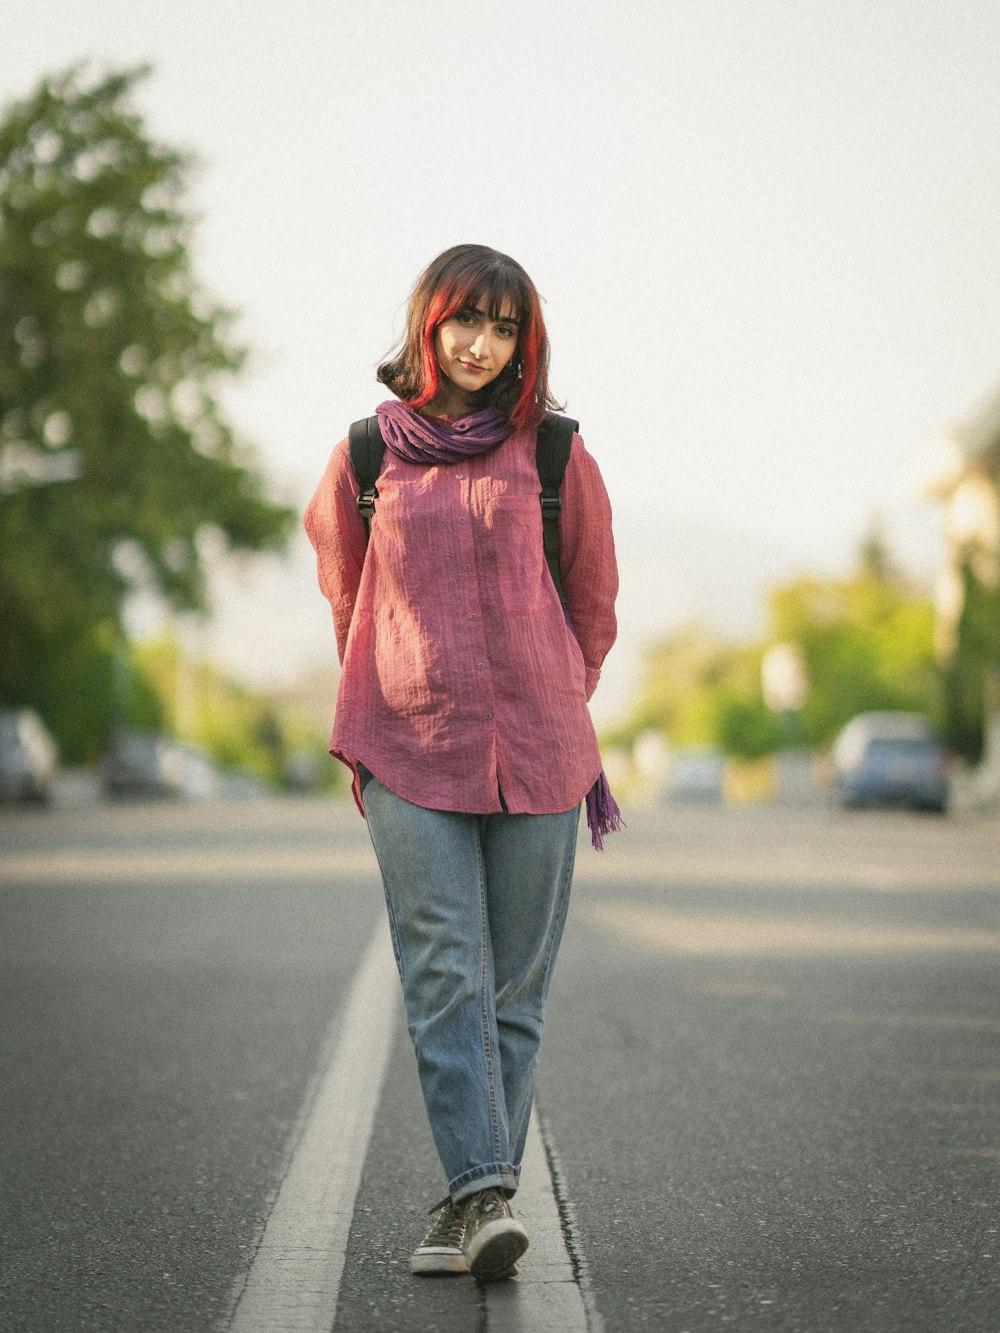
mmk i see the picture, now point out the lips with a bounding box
[458,360,489,374]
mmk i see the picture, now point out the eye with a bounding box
[456,309,476,325]
[496,324,516,339]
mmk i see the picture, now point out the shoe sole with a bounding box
[466,1220,529,1283]
[410,1249,468,1276]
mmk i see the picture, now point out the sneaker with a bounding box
[410,1198,469,1276]
[462,1188,529,1282]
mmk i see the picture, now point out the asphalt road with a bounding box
[1,794,998,1332]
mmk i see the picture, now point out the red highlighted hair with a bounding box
[377,244,560,429]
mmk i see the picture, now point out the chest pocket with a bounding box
[490,494,545,614]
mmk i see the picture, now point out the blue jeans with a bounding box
[363,776,580,1203]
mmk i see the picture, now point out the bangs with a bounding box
[439,263,528,328]
[471,270,528,325]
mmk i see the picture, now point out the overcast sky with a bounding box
[4,1,999,719]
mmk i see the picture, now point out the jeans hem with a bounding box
[451,1164,520,1204]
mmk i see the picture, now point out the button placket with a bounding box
[456,465,476,576]
[457,464,495,726]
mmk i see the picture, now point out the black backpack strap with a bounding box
[348,411,579,595]
[348,416,385,536]
[535,412,578,605]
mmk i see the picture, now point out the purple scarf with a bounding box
[375,398,622,850]
[376,400,513,464]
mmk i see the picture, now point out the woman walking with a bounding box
[305,244,618,1282]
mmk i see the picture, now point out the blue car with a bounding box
[832,712,950,813]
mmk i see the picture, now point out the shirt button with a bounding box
[458,516,467,524]
[469,613,478,622]
[477,662,485,670]
[463,563,472,571]
[456,472,463,480]
[484,712,493,721]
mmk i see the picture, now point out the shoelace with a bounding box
[423,1198,465,1247]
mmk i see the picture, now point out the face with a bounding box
[432,300,520,409]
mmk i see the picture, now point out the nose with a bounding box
[468,330,490,359]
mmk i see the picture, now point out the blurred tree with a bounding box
[714,690,786,761]
[944,560,1000,763]
[767,566,940,746]
[857,516,892,581]
[601,623,729,750]
[132,635,341,789]
[609,544,940,759]
[0,65,295,759]
[602,622,784,757]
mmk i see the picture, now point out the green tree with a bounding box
[612,543,940,759]
[132,636,341,790]
[601,622,730,750]
[714,690,787,760]
[603,622,784,757]
[944,559,1000,762]
[0,65,294,759]
[767,567,940,746]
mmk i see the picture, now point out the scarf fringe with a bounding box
[586,769,625,851]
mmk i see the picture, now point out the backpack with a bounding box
[347,412,578,604]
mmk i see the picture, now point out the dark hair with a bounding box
[377,244,560,429]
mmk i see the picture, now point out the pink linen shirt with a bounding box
[304,422,618,816]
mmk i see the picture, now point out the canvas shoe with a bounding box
[410,1198,469,1276]
[462,1188,529,1282]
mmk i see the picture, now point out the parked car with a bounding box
[101,732,221,801]
[832,711,950,812]
[100,731,185,800]
[0,708,58,804]
[663,747,726,803]
[175,742,221,801]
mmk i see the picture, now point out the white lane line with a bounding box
[1,846,379,883]
[228,919,399,1332]
[486,1111,598,1332]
